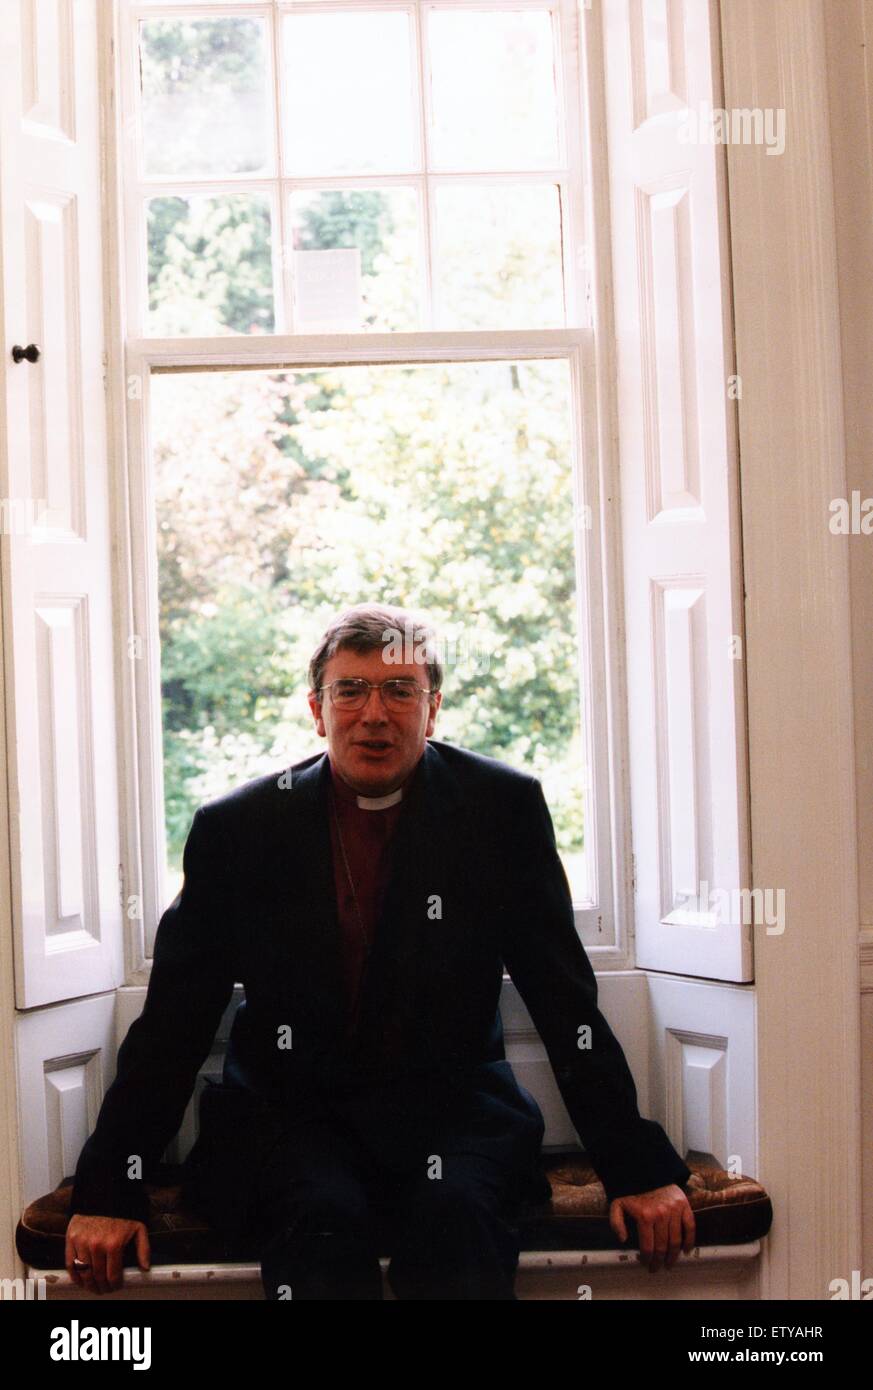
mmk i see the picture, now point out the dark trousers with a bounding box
[251,1102,524,1301]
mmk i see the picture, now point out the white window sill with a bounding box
[32,1241,762,1294]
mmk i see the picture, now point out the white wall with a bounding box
[824,0,873,1274]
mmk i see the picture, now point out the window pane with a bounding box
[289,188,421,331]
[282,11,416,175]
[150,361,590,917]
[147,195,274,335]
[434,183,564,329]
[428,8,561,171]
[139,17,270,177]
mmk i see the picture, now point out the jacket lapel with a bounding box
[276,752,345,1040]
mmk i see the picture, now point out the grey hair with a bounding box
[308,602,444,702]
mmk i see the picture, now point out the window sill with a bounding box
[32,1242,762,1299]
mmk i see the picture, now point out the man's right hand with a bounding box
[65,1214,151,1294]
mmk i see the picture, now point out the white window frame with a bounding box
[119,0,583,335]
[113,0,635,978]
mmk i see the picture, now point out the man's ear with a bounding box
[307,690,326,737]
[425,691,442,737]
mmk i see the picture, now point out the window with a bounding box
[125,0,576,334]
[118,1,624,962]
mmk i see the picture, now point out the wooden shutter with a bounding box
[0,0,124,1007]
[602,0,751,980]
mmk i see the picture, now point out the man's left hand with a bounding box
[609,1184,696,1272]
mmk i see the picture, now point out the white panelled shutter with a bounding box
[0,0,124,1007]
[602,0,751,981]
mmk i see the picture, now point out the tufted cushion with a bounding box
[515,1153,772,1250]
[16,1152,771,1270]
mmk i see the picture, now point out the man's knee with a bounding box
[397,1173,508,1248]
[263,1181,374,1247]
[406,1155,509,1214]
[387,1181,520,1300]
[260,1227,383,1301]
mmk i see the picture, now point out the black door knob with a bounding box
[12,344,40,364]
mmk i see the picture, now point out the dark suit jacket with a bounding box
[69,738,691,1238]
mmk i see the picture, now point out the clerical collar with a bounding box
[356,787,403,810]
[328,756,410,811]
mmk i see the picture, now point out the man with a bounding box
[67,603,695,1299]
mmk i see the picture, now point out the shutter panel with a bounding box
[602,0,751,980]
[0,0,124,1006]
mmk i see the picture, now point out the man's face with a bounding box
[308,644,441,796]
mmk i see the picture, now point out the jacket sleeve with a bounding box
[500,776,691,1204]
[68,805,237,1224]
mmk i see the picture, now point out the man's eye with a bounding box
[389,683,416,699]
[335,681,361,695]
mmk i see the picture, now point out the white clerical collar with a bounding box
[355,787,403,811]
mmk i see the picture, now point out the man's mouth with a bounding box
[356,740,393,752]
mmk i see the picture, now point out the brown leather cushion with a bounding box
[16,1152,772,1270]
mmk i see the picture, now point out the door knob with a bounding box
[12,344,40,364]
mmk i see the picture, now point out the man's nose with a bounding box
[359,687,391,717]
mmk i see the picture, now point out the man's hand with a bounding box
[609,1183,695,1272]
[65,1214,151,1294]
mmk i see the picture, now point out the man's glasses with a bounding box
[318,678,434,712]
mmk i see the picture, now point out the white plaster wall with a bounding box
[823,0,873,1274]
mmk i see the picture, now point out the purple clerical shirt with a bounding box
[327,755,416,1040]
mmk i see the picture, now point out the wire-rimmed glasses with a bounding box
[318,677,434,712]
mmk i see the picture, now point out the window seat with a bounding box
[17,1149,771,1294]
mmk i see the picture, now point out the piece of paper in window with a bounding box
[294,248,362,330]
